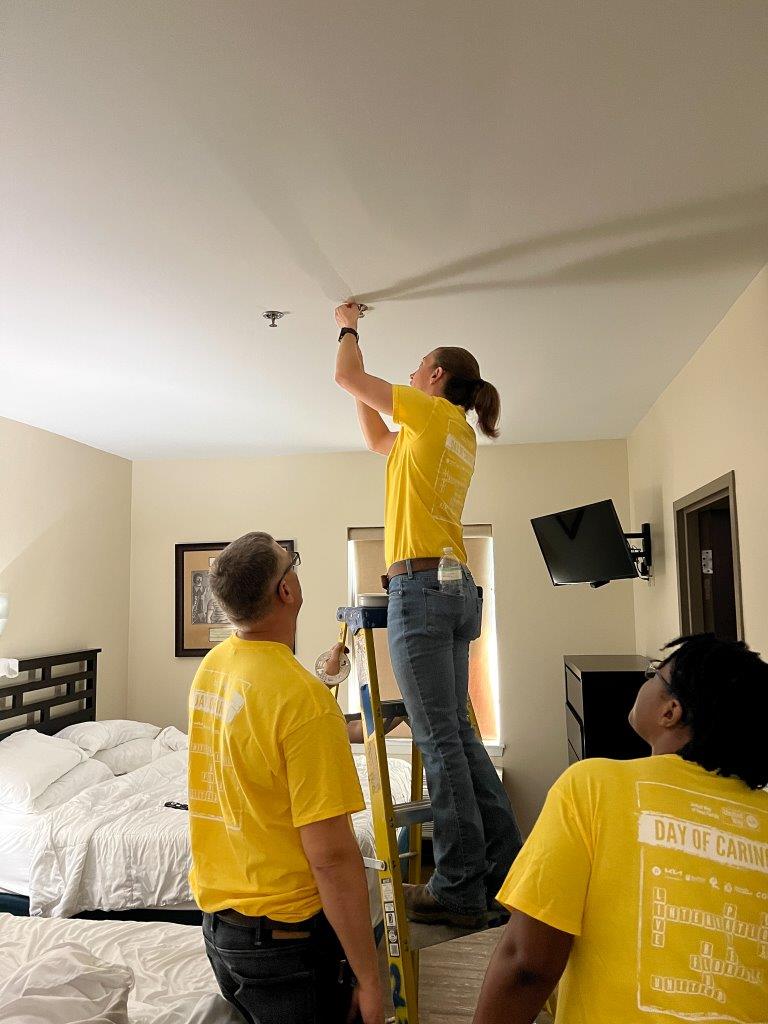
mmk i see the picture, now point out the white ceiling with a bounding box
[3,0,768,459]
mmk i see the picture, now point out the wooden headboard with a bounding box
[0,649,101,742]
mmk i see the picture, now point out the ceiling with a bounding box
[3,0,768,459]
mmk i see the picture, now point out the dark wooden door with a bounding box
[698,504,738,641]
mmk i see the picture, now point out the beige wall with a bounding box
[628,265,768,660]
[128,439,636,831]
[0,416,132,718]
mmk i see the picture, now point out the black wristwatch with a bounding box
[338,327,359,342]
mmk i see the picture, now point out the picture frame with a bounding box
[174,540,296,658]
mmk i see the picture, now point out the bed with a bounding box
[0,912,244,1023]
[0,650,412,925]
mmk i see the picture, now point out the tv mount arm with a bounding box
[625,523,652,580]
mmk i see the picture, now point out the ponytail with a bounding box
[473,380,501,439]
[432,347,501,439]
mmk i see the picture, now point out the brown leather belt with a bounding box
[214,907,315,940]
[381,557,442,590]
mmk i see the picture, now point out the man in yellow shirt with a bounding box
[188,532,383,1024]
[473,633,768,1024]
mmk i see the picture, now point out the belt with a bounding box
[213,908,318,940]
[381,557,442,590]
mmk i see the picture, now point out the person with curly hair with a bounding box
[474,633,768,1024]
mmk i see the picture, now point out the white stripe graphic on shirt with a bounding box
[639,813,768,874]
[432,427,475,525]
[445,432,474,467]
[189,673,250,831]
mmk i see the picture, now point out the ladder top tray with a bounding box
[337,606,388,632]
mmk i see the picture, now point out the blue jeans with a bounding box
[203,911,357,1024]
[387,566,522,915]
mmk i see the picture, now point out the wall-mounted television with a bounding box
[531,499,641,587]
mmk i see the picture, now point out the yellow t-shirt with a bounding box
[498,755,768,1024]
[385,384,476,568]
[187,635,365,922]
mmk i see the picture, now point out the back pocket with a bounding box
[424,586,466,635]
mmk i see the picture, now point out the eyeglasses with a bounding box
[645,660,689,723]
[644,660,677,697]
[276,551,301,593]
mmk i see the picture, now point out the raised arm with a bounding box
[339,327,397,455]
[356,398,397,455]
[334,304,396,432]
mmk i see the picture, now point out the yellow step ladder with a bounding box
[337,602,503,1024]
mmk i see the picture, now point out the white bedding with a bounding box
[0,810,38,893]
[0,912,243,1023]
[18,749,411,920]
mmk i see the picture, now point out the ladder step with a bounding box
[345,700,408,725]
[409,910,507,950]
[381,700,408,718]
[345,700,409,726]
[362,852,418,871]
[393,799,433,827]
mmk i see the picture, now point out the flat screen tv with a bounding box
[531,499,638,586]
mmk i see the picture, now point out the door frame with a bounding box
[673,471,744,640]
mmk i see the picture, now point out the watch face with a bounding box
[314,650,351,685]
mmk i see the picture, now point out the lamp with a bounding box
[0,594,8,637]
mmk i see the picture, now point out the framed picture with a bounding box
[174,540,295,657]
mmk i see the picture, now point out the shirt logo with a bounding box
[635,781,767,1019]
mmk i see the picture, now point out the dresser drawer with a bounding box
[563,655,650,762]
[565,703,584,758]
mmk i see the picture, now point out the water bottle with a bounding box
[438,547,463,595]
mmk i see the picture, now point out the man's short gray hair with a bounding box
[209,532,280,626]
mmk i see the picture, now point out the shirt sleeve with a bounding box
[496,769,594,936]
[283,712,366,828]
[392,384,436,435]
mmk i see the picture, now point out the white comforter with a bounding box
[0,913,243,1023]
[27,749,411,919]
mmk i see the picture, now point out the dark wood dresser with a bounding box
[564,654,652,763]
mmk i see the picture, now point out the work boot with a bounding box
[402,884,487,929]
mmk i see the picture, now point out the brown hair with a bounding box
[209,532,280,626]
[432,347,501,439]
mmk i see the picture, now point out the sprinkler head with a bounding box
[262,311,285,328]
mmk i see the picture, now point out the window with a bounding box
[347,526,500,743]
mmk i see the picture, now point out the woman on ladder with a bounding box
[333,302,522,930]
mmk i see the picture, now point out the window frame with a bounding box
[346,525,504,756]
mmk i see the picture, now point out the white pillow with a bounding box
[152,726,189,761]
[31,758,114,814]
[57,719,161,755]
[0,730,87,811]
[92,736,155,775]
